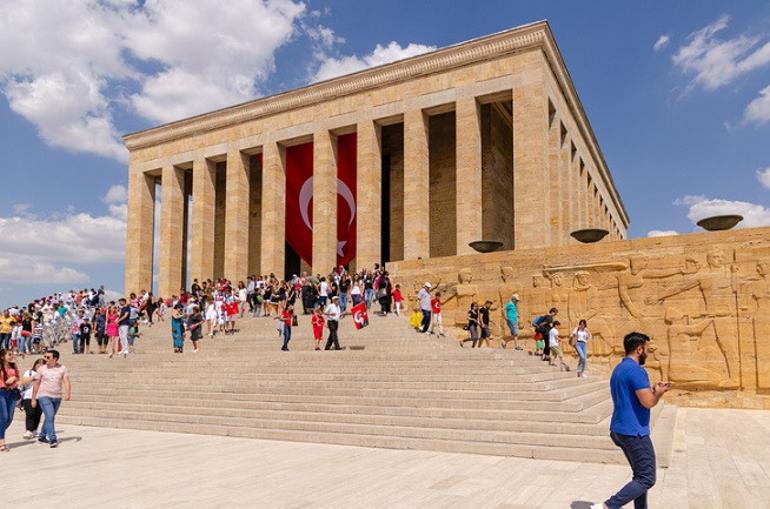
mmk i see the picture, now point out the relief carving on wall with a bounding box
[396,244,770,395]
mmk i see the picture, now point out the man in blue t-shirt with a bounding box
[592,332,671,509]
[500,293,521,350]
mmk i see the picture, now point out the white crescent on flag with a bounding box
[298,177,357,231]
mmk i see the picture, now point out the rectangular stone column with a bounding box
[455,97,482,255]
[513,72,549,249]
[559,135,570,245]
[190,157,216,282]
[224,147,250,281]
[356,120,381,270]
[546,116,560,246]
[403,109,430,260]
[313,130,338,274]
[124,163,155,294]
[158,165,186,297]
[261,142,285,278]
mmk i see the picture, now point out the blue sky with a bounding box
[1,0,770,307]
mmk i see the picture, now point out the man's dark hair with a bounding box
[623,332,650,355]
[549,307,558,314]
[48,349,60,360]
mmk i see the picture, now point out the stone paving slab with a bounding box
[2,407,768,508]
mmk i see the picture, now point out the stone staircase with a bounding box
[54,312,675,464]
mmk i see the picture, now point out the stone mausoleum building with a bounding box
[124,21,628,298]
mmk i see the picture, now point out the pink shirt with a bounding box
[36,364,68,399]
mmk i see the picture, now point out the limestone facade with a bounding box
[123,21,628,298]
[388,227,770,408]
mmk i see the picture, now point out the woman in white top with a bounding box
[569,319,592,377]
[22,358,45,439]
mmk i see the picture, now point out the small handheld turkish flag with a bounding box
[351,302,369,330]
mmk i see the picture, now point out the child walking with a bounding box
[548,321,570,371]
[392,284,403,317]
[429,291,445,336]
[311,306,325,351]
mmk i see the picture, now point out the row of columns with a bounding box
[125,82,554,297]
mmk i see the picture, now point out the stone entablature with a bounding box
[123,20,629,297]
[387,227,770,408]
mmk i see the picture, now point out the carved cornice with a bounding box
[123,21,548,150]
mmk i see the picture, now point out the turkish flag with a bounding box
[336,133,357,267]
[285,143,314,266]
[351,302,369,330]
[284,134,357,267]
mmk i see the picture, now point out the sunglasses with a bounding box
[44,355,53,359]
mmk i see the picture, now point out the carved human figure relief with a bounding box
[663,307,725,388]
[749,261,770,388]
[647,249,740,388]
[442,268,479,326]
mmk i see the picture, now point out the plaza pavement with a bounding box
[2,407,768,508]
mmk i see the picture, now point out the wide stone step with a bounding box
[57,415,627,463]
[62,359,564,372]
[70,377,606,400]
[66,370,580,386]
[72,386,609,412]
[63,400,611,435]
[59,407,618,449]
[66,395,613,424]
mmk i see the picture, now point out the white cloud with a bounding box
[0,193,128,286]
[672,14,770,91]
[0,212,125,265]
[757,166,770,189]
[647,230,678,237]
[0,0,308,159]
[675,194,770,228]
[654,34,670,52]
[12,203,32,215]
[312,41,436,82]
[103,184,128,204]
[126,0,306,124]
[0,258,89,285]
[744,84,770,125]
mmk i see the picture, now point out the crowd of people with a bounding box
[164,265,399,353]
[411,282,594,377]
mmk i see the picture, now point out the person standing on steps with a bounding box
[311,306,325,351]
[533,307,558,362]
[324,295,342,350]
[117,298,132,358]
[31,349,71,449]
[171,304,185,353]
[429,291,446,336]
[417,283,433,333]
[21,358,45,440]
[500,293,521,350]
[188,305,203,353]
[547,321,569,371]
[591,332,671,509]
[0,348,21,451]
[477,300,493,348]
[281,304,294,351]
[460,302,480,348]
[570,319,592,377]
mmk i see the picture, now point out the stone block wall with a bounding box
[387,227,770,409]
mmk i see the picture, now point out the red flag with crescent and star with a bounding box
[351,301,369,330]
[284,133,357,267]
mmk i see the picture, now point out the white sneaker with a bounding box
[23,431,33,440]
[590,504,607,509]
